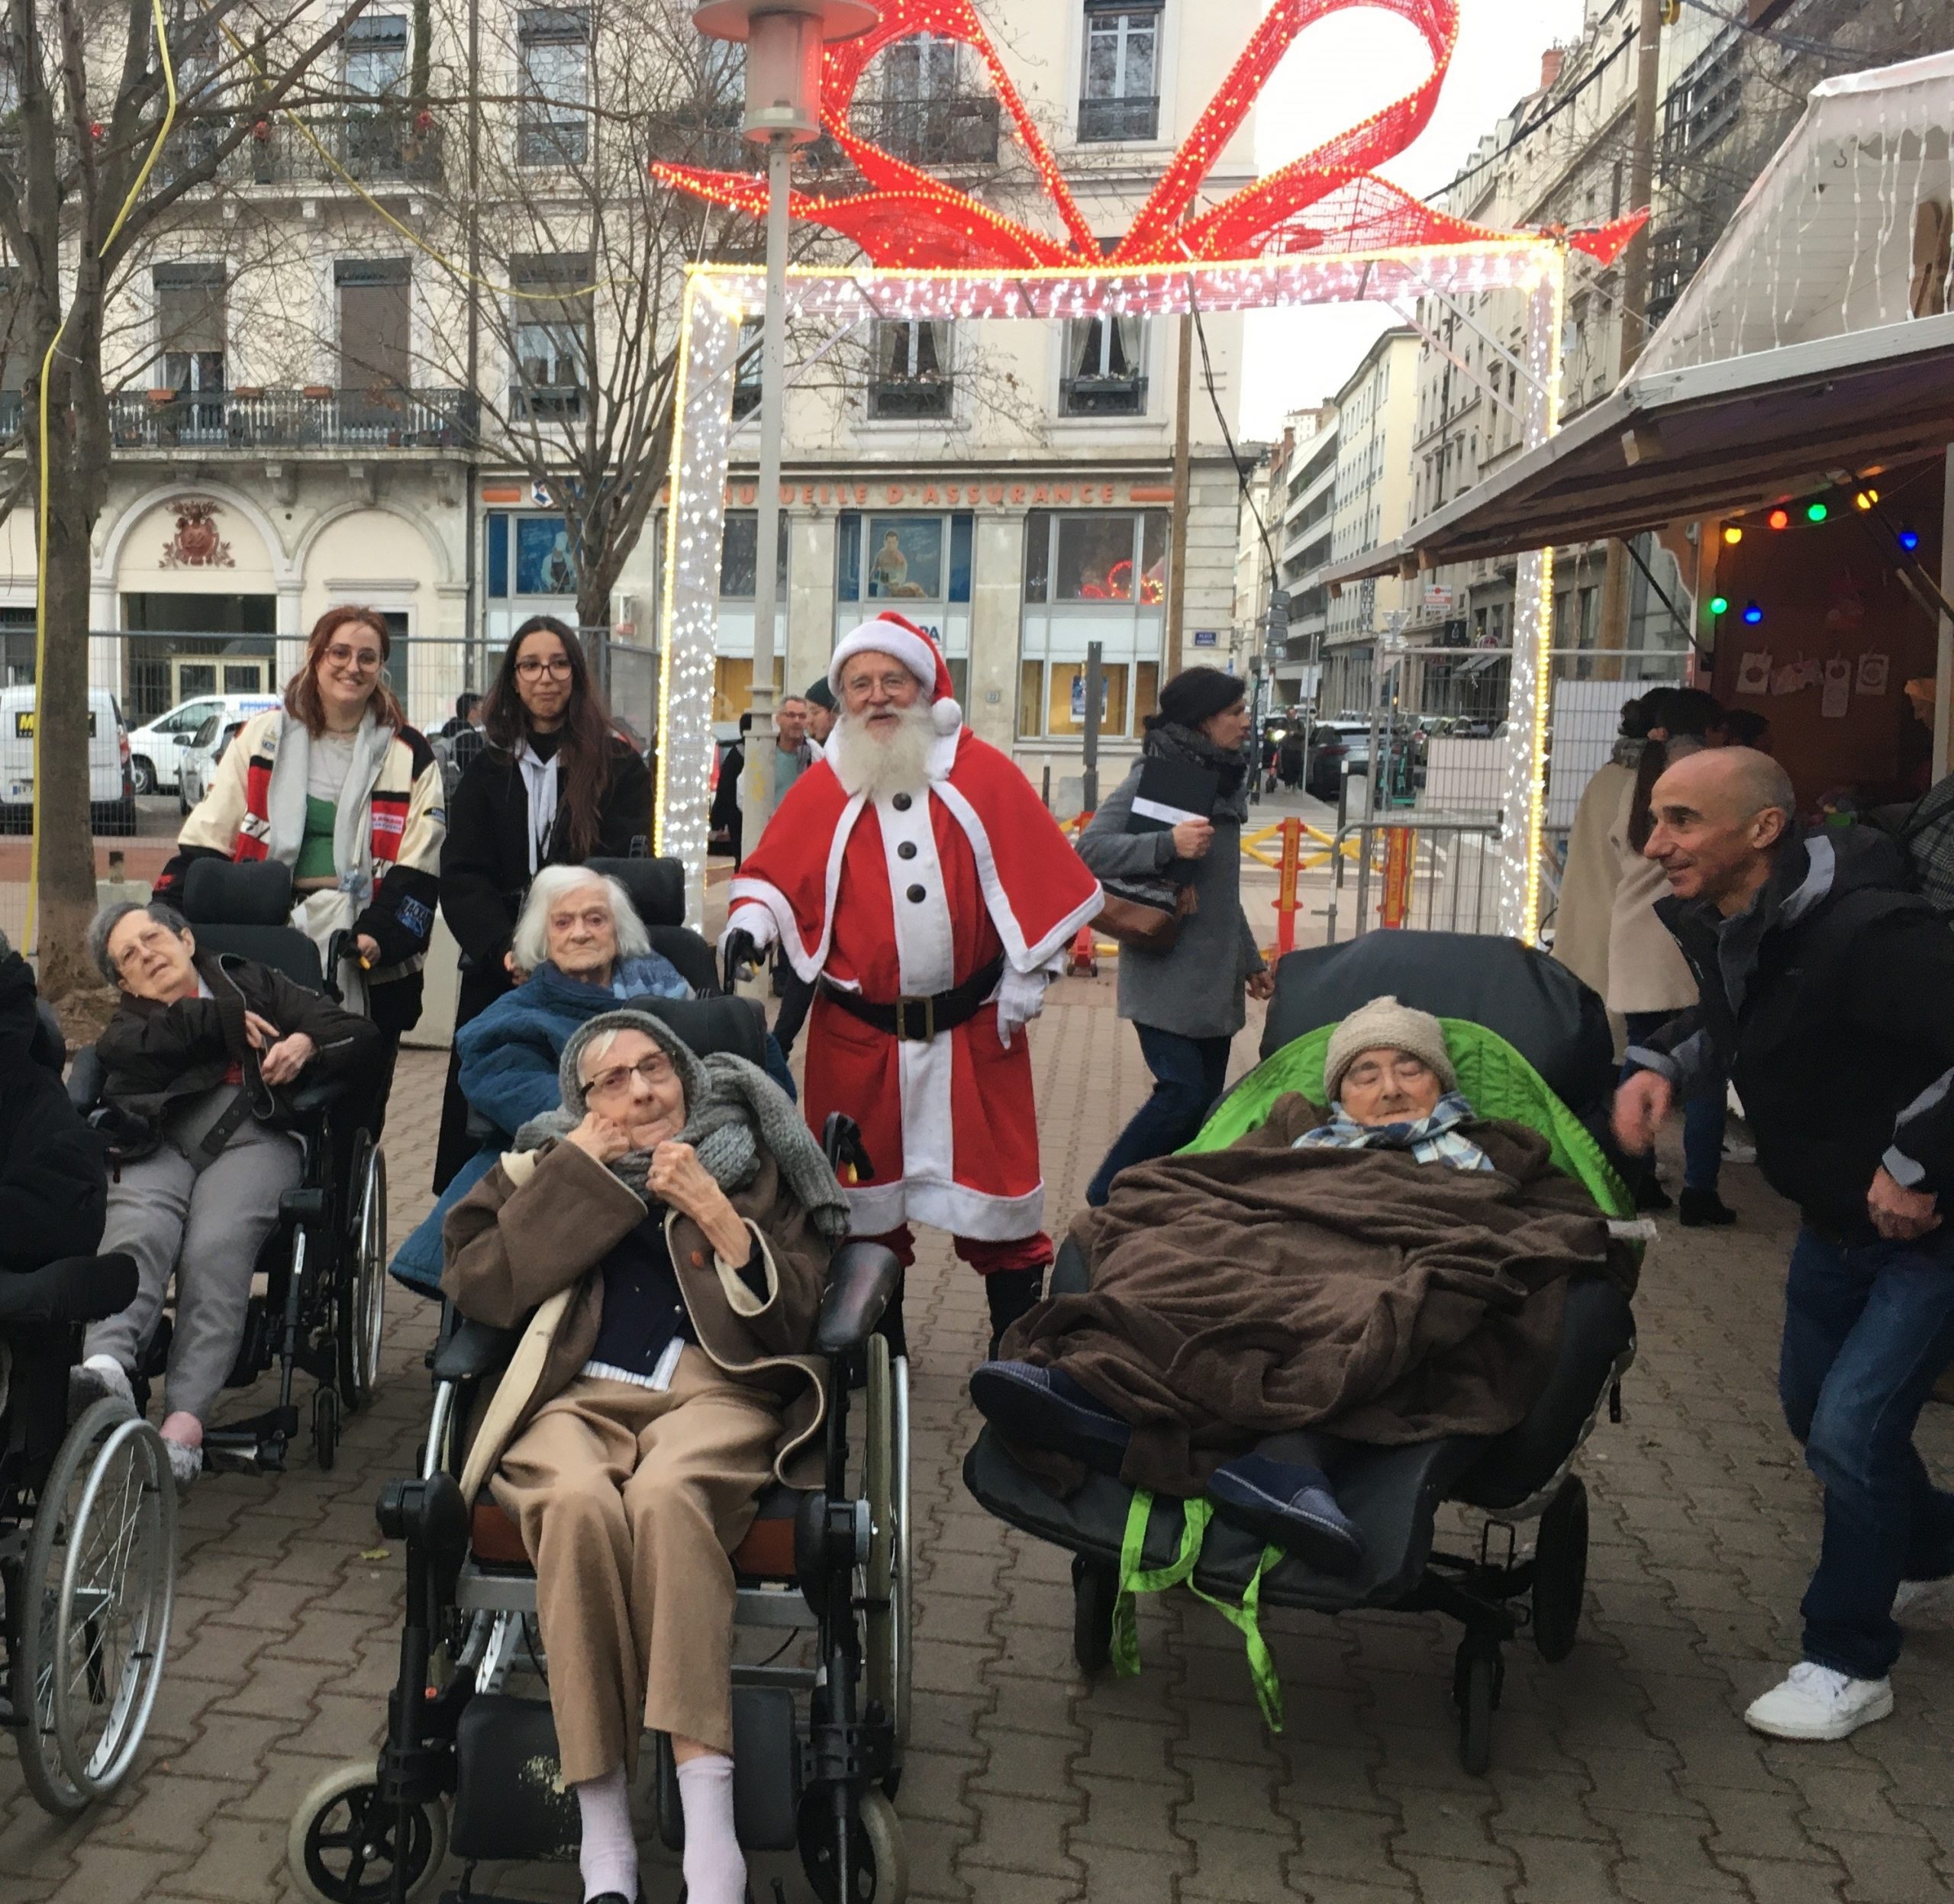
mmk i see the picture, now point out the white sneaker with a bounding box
[1894,1574,1954,1620]
[1743,1661,1893,1741]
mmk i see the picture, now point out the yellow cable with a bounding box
[25,0,178,958]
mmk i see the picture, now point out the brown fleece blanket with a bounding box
[1001,1093,1630,1496]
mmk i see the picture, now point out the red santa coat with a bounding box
[730,726,1101,1239]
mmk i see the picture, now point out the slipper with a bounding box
[968,1361,1130,1475]
[1207,1455,1367,1577]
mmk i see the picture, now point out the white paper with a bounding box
[1736,650,1772,697]
[1821,657,1851,719]
[1856,652,1889,697]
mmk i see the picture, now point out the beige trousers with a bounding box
[492,1346,782,1784]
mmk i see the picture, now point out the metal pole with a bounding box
[741,130,790,834]
[1082,639,1102,814]
[1166,316,1192,665]
[463,0,482,685]
[1938,440,1954,781]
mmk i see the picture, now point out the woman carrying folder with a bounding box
[1077,667,1272,1205]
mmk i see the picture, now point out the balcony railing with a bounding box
[848,95,1001,167]
[868,375,953,420]
[108,386,475,451]
[647,110,750,172]
[1059,372,1147,417]
[233,112,444,188]
[1077,95,1158,143]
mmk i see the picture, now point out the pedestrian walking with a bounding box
[721,613,1102,1355]
[155,605,444,1140]
[1076,666,1272,1207]
[433,615,653,1190]
[1614,746,1954,1741]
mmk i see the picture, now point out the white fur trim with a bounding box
[931,778,1104,972]
[830,621,937,697]
[931,697,962,735]
[727,792,866,984]
[843,1172,1046,1242]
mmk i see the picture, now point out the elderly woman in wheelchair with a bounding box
[440,1007,849,1904]
[971,994,1635,1576]
[69,900,379,1487]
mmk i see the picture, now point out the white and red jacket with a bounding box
[730,726,1101,1239]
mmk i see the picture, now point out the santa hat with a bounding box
[828,613,962,736]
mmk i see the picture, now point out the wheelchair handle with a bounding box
[322,928,371,1002]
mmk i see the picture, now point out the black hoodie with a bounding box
[1630,826,1954,1239]
[0,950,107,1271]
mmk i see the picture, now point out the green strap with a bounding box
[1109,1488,1287,1731]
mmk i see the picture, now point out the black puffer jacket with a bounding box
[0,950,107,1271]
[1632,826,1954,1239]
[98,950,380,1139]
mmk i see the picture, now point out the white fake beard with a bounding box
[828,700,935,801]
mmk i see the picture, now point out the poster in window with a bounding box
[516,517,578,595]
[1856,651,1889,697]
[866,517,942,600]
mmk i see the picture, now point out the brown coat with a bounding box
[1011,1092,1631,1496]
[441,1137,833,1500]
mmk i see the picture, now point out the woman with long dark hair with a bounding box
[434,614,653,1188]
[155,605,446,1135]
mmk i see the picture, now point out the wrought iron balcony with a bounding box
[108,386,475,451]
[848,95,1001,168]
[231,111,445,188]
[1076,95,1159,143]
[868,375,953,420]
[1059,372,1147,417]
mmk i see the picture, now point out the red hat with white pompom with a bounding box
[827,614,962,736]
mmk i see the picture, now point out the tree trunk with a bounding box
[34,498,99,999]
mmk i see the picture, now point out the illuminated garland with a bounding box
[653,0,1647,271]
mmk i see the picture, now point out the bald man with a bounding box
[1614,746,1954,1741]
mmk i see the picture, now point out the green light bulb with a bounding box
[1807,501,1828,523]
[1708,595,1730,616]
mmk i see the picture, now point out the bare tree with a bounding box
[2,0,372,995]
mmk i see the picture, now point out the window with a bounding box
[869,320,951,420]
[731,317,761,420]
[1017,510,1169,739]
[153,262,225,434]
[337,258,411,405]
[864,516,944,599]
[1061,314,1145,416]
[518,8,590,167]
[346,14,408,97]
[509,253,591,416]
[718,511,790,599]
[1079,0,1159,142]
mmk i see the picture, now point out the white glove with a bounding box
[996,959,1056,1049]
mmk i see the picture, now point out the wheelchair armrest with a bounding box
[432,1312,521,1383]
[285,1077,349,1118]
[815,1241,902,1357]
[66,1045,105,1113]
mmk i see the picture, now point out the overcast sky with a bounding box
[1237,0,1590,439]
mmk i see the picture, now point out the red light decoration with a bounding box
[1768,507,1791,530]
[653,0,1650,270]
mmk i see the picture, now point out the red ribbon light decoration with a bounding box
[653,0,1648,269]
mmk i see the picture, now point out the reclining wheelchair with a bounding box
[3,1006,176,1816]
[66,859,389,1473]
[965,931,1641,1774]
[289,881,914,1904]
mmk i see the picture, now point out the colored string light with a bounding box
[1900,527,1921,552]
[1743,602,1764,624]
[1806,501,1828,524]
[1722,524,1743,545]
[1709,594,1730,615]
[1768,508,1790,530]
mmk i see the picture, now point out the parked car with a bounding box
[1305,720,1373,800]
[0,685,136,834]
[127,691,280,795]
[176,714,248,814]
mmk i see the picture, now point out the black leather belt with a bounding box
[819,956,1005,1042]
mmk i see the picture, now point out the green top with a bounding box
[294,795,337,882]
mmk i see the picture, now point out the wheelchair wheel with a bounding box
[337,1134,386,1411]
[1452,1637,1502,1777]
[1072,1555,1117,1677]
[1531,1475,1588,1665]
[289,1761,449,1904]
[798,1785,908,1903]
[862,1336,910,1777]
[15,1398,176,1815]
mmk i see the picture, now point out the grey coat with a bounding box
[1078,763,1265,1039]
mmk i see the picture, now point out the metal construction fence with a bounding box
[1315,644,1693,946]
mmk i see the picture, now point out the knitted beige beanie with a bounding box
[1323,995,1456,1103]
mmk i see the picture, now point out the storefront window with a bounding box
[719,511,791,599]
[1017,510,1169,740]
[865,515,943,600]
[1052,510,1167,601]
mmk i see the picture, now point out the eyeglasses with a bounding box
[516,656,576,681]
[582,1053,676,1100]
[841,672,915,700]
[324,644,382,674]
[111,923,180,973]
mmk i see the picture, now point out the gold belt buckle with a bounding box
[895,994,935,1042]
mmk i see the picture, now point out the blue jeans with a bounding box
[1086,1026,1233,1207]
[1778,1225,1954,1679]
[1620,1010,1725,1192]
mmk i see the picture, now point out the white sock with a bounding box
[676,1752,746,1904]
[573,1764,637,1902]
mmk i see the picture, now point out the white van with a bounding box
[127,691,281,794]
[0,687,136,834]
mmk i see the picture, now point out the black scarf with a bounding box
[1143,721,1250,823]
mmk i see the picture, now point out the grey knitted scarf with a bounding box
[511,1008,852,1241]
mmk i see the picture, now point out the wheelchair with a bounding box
[66,859,390,1474]
[2,1004,177,1815]
[964,931,1642,1774]
[288,965,915,1903]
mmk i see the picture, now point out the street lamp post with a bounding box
[692,0,875,839]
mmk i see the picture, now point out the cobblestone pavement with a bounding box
[6,975,1954,1904]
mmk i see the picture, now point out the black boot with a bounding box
[985,1268,1046,1359]
[1678,1187,1737,1227]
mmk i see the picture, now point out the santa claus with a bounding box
[722,614,1102,1351]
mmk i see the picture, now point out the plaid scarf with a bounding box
[1294,1091,1494,1174]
